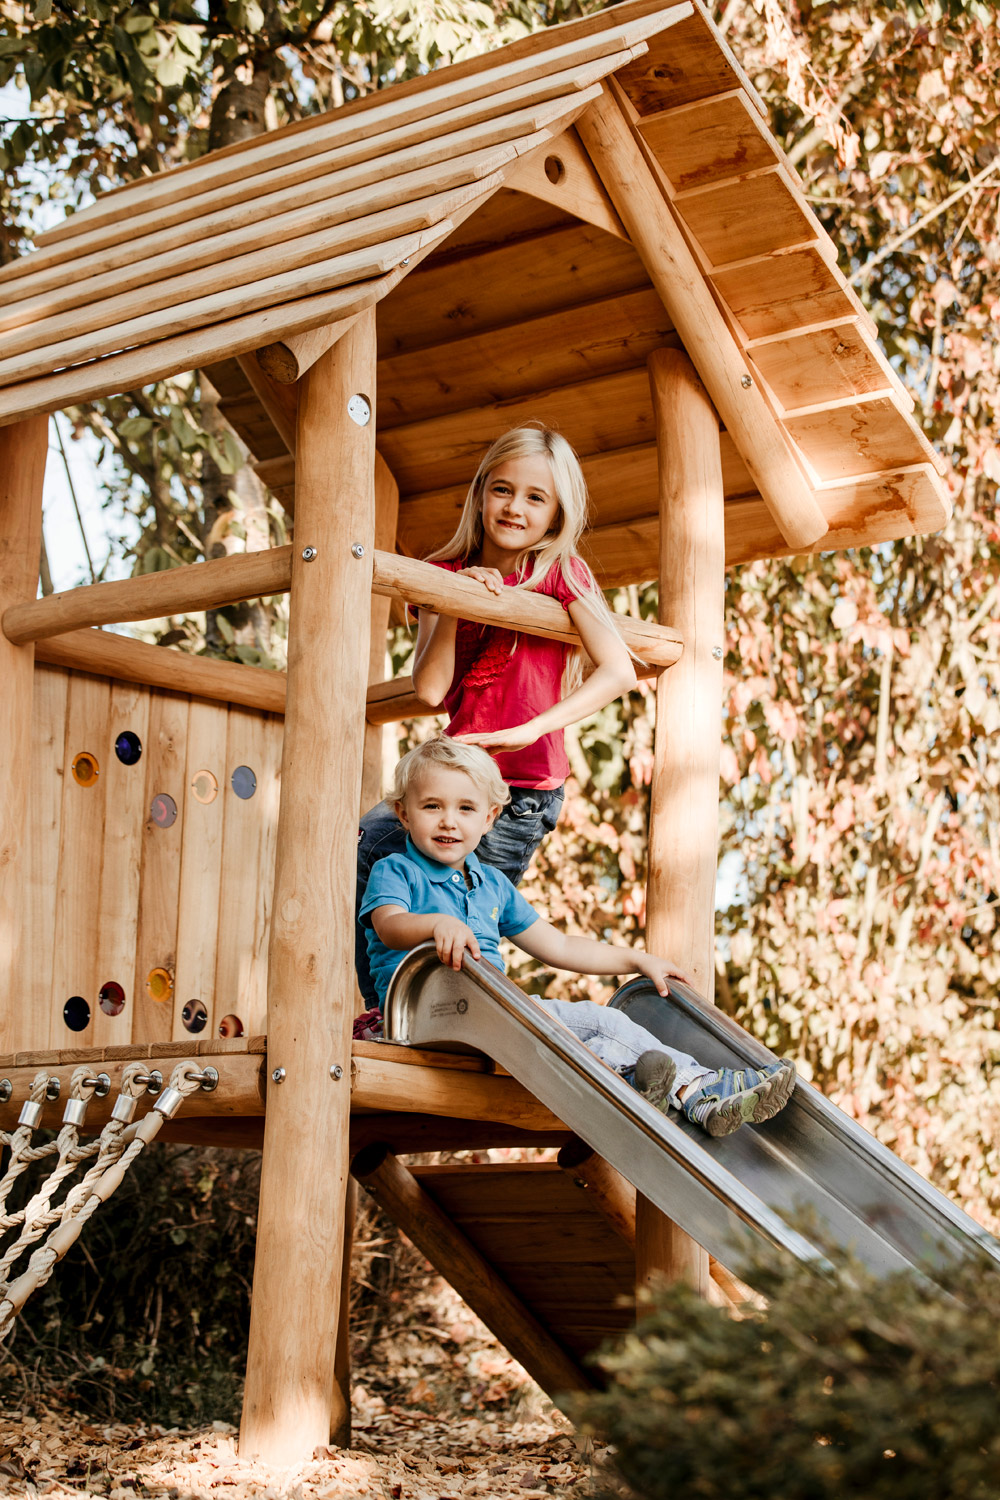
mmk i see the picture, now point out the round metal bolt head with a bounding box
[196,1066,220,1093]
[301,546,317,562]
[740,374,753,388]
[351,543,366,560]
[712,646,724,660]
[90,1072,112,1099]
[271,1067,286,1084]
[0,1079,11,1105]
[330,1064,344,1080]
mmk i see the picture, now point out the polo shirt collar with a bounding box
[404,836,485,886]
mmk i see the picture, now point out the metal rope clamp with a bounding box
[154,1066,218,1119]
[17,1100,43,1129]
[62,1074,111,1127]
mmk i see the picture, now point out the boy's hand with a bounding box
[432,916,481,970]
[632,951,697,997]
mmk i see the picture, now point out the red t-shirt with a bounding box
[426,558,588,788]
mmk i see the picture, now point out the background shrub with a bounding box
[575,1249,1000,1500]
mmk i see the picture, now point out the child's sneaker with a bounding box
[681,1061,795,1138]
[620,1050,677,1114]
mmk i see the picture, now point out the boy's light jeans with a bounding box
[537,996,707,1108]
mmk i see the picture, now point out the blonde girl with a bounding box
[355,424,636,1008]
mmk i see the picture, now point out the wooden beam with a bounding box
[240,311,377,1465]
[505,125,626,240]
[0,415,47,1055]
[370,552,682,667]
[256,324,347,386]
[557,1137,637,1246]
[575,85,827,552]
[237,353,299,454]
[351,1144,589,1403]
[35,628,288,712]
[350,1051,565,1131]
[3,546,294,645]
[638,345,722,1297]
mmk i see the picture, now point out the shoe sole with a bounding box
[701,1067,794,1138]
[634,1052,677,1113]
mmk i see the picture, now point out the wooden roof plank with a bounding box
[0,206,477,391]
[637,89,780,192]
[783,395,945,483]
[32,8,690,246]
[710,246,862,341]
[3,59,639,291]
[0,140,525,340]
[674,166,821,267]
[613,3,754,117]
[748,321,914,416]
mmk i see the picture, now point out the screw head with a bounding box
[350,543,366,560]
[740,374,753,388]
[271,1067,286,1084]
[301,546,317,562]
[712,646,724,660]
[0,1079,12,1104]
[330,1064,344,1080]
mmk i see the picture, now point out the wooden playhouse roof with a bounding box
[0,0,950,582]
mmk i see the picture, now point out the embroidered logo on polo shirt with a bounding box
[491,907,499,920]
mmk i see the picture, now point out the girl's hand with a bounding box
[454,722,542,754]
[632,951,697,997]
[457,565,505,595]
[432,915,481,970]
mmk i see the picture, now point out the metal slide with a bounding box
[383,944,1000,1285]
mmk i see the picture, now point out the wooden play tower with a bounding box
[0,0,948,1465]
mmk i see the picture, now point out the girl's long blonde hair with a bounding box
[425,425,628,687]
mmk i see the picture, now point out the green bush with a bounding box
[575,1249,1000,1500]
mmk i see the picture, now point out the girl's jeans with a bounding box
[355,785,565,1009]
[538,997,706,1109]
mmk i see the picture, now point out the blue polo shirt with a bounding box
[359,838,538,1008]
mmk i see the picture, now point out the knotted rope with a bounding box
[0,1061,208,1344]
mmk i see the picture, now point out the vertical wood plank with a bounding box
[0,414,46,1056]
[241,311,376,1465]
[91,681,151,1047]
[50,672,112,1049]
[213,706,277,1040]
[24,666,68,1051]
[131,689,189,1045]
[172,698,229,1042]
[637,346,725,1297]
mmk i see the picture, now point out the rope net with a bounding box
[0,1061,207,1344]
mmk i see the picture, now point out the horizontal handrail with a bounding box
[5,546,682,666]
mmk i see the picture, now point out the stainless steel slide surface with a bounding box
[383,945,1000,1284]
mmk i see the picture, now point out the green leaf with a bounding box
[123,12,156,32]
[118,415,154,440]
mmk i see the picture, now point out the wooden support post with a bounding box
[331,1176,357,1448]
[351,1145,588,1405]
[360,455,399,816]
[0,415,47,1055]
[239,311,376,1465]
[635,346,725,1299]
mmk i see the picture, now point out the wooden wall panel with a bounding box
[131,690,190,1045]
[91,681,151,1047]
[23,666,68,1050]
[49,672,112,1049]
[214,707,280,1040]
[172,698,230,1041]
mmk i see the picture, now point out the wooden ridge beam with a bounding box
[576,84,827,551]
[351,1144,589,1403]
